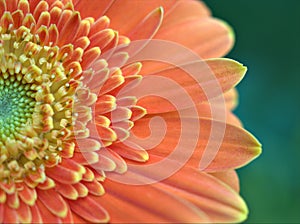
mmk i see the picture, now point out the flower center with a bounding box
[0,76,35,141]
[0,24,79,185]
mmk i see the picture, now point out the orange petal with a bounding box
[131,116,261,171]
[95,95,117,114]
[155,17,234,58]
[68,196,109,223]
[0,204,3,223]
[80,47,101,70]
[162,0,210,30]
[18,185,37,206]
[37,188,68,218]
[82,167,95,182]
[112,126,130,141]
[111,160,247,222]
[92,154,117,172]
[60,204,74,223]
[226,111,243,127]
[99,148,127,174]
[130,105,147,121]
[30,204,43,223]
[158,165,248,222]
[99,74,125,95]
[117,96,137,107]
[18,0,30,15]
[89,28,115,50]
[74,0,114,19]
[35,199,61,223]
[109,106,132,122]
[177,100,243,127]
[121,62,142,77]
[89,16,110,37]
[72,151,99,165]
[16,201,32,223]
[0,0,6,17]
[58,11,81,45]
[136,58,246,114]
[56,183,79,200]
[32,0,48,22]
[110,141,149,162]
[75,139,101,152]
[210,170,240,192]
[46,164,83,184]
[101,179,209,223]
[37,177,55,190]
[104,0,176,35]
[96,125,117,142]
[83,179,105,196]
[128,7,163,40]
[224,88,239,110]
[73,183,88,198]
[3,204,18,223]
[0,182,15,194]
[206,58,246,92]
[6,192,19,209]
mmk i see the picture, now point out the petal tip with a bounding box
[236,201,249,223]
[245,129,263,162]
[218,19,236,43]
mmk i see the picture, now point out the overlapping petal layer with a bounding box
[0,0,261,223]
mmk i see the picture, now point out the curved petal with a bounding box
[68,196,109,223]
[36,199,61,223]
[104,164,248,223]
[209,170,240,193]
[135,58,246,114]
[74,0,176,35]
[176,100,243,127]
[161,0,211,30]
[127,7,163,41]
[73,0,114,19]
[158,166,248,222]
[101,179,209,223]
[224,88,239,111]
[3,204,18,223]
[130,116,261,172]
[105,0,176,35]
[155,17,234,58]
[37,188,68,218]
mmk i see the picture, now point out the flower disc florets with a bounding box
[0,18,78,186]
[0,3,143,214]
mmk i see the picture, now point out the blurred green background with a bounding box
[203,0,300,223]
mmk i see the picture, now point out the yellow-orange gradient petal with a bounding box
[103,164,248,223]
[131,116,261,172]
[137,58,246,114]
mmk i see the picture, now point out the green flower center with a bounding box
[0,77,36,142]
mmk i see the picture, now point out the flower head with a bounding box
[0,0,261,223]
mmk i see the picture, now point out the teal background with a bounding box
[203,1,300,223]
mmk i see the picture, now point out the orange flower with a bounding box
[0,0,261,223]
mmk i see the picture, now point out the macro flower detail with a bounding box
[0,0,261,223]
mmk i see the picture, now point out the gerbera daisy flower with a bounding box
[0,0,261,223]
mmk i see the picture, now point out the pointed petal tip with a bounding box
[206,57,248,84]
[247,129,262,153]
[240,127,262,165]
[225,58,248,76]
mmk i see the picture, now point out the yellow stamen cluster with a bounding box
[0,24,78,185]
